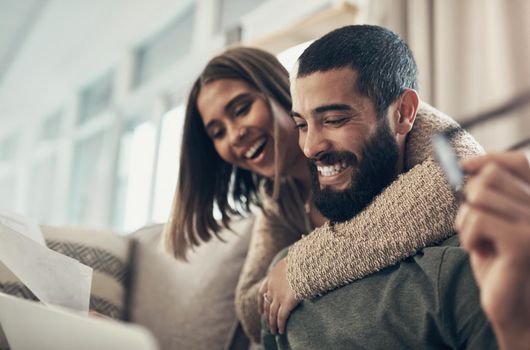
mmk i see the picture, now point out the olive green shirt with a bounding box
[263,236,497,349]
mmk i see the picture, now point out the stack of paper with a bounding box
[0,210,160,350]
[0,209,92,312]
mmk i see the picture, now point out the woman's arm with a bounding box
[235,205,302,343]
[260,103,487,335]
[286,158,456,299]
[286,103,485,300]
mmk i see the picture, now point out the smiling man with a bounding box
[262,25,498,349]
[291,67,408,223]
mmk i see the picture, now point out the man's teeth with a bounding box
[245,138,266,159]
[317,162,348,177]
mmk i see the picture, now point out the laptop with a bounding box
[0,292,159,350]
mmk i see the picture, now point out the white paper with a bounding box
[0,292,159,350]
[0,209,45,246]
[0,224,92,312]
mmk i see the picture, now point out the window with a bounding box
[27,155,57,223]
[0,133,19,162]
[151,104,186,223]
[112,121,157,233]
[78,71,114,125]
[39,111,63,143]
[133,5,196,87]
[68,132,106,225]
[111,122,136,232]
[216,0,268,31]
[0,176,15,210]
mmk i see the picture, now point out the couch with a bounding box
[0,215,255,350]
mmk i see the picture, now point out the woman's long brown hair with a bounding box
[163,47,291,260]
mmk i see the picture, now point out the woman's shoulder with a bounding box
[257,177,310,234]
[259,177,306,207]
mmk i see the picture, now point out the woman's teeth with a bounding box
[317,162,348,177]
[245,138,267,159]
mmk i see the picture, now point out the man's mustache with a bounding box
[309,151,358,167]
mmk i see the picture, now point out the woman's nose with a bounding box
[229,125,248,146]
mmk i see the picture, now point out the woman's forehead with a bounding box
[197,79,259,120]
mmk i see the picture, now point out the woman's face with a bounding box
[197,78,299,178]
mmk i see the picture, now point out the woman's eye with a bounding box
[234,102,251,116]
[211,128,225,139]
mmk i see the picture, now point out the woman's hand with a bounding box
[455,151,530,349]
[258,257,300,335]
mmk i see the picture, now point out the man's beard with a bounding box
[309,118,400,223]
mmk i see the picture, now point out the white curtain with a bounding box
[363,0,530,151]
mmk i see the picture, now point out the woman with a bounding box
[163,47,483,343]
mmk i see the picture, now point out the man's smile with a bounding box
[317,162,354,190]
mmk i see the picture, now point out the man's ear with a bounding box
[394,89,419,135]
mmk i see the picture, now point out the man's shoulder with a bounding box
[410,235,484,318]
[280,235,497,349]
[413,235,468,271]
[406,235,474,290]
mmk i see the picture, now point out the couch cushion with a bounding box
[0,225,131,320]
[128,216,253,350]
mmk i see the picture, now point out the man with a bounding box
[261,25,497,349]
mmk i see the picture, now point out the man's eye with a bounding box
[234,102,251,116]
[294,123,307,130]
[324,117,347,126]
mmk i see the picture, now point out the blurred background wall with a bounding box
[0,0,528,233]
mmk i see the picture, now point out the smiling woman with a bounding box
[163,47,311,261]
[197,79,307,180]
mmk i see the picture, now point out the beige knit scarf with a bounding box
[286,102,485,300]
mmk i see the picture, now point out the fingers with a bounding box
[456,203,521,255]
[263,293,298,335]
[457,204,498,255]
[277,305,291,334]
[263,293,271,326]
[464,161,530,210]
[464,177,530,223]
[258,279,278,334]
[268,300,279,334]
[462,151,530,182]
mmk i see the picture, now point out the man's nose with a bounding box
[301,125,330,160]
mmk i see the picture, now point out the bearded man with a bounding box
[261,25,498,349]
